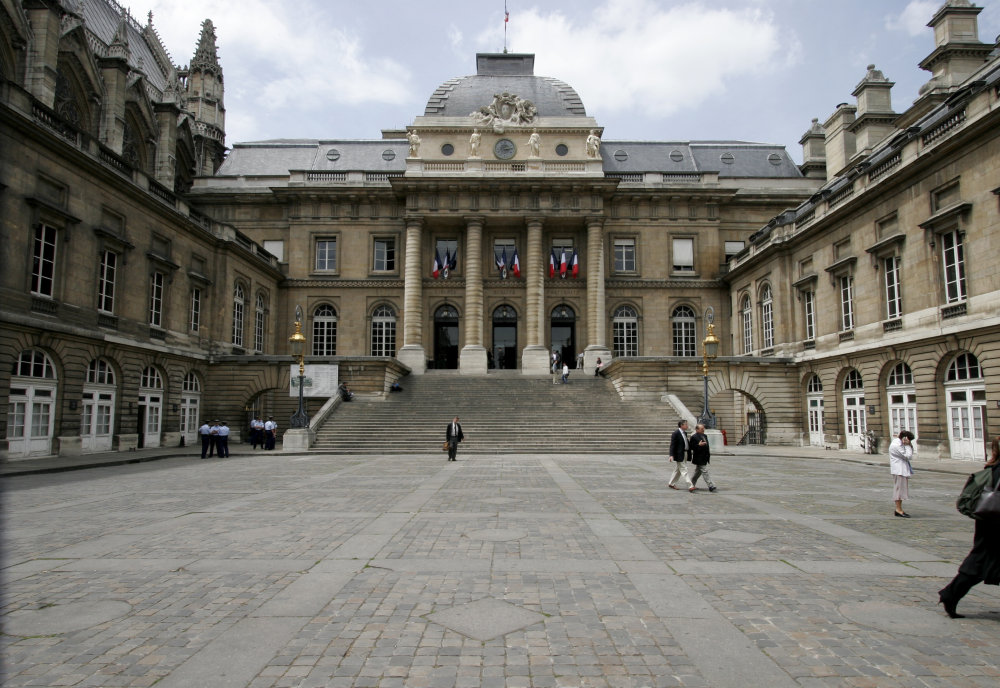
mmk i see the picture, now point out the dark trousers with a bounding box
[265,431,275,450]
[201,435,211,458]
[940,570,984,605]
[218,436,229,458]
[250,429,260,449]
[561,374,569,383]
[447,438,458,460]
[208,435,217,457]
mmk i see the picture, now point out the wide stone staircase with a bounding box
[311,371,681,454]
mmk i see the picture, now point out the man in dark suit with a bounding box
[446,417,464,461]
[667,420,693,490]
[689,424,716,492]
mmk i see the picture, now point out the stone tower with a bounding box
[181,19,226,176]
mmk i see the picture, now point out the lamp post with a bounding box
[698,307,720,430]
[289,305,309,429]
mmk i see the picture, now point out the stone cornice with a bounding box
[606,279,722,289]
[284,279,405,288]
[280,278,723,290]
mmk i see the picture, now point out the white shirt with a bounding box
[562,364,569,374]
[199,424,211,435]
[253,420,264,430]
[209,425,219,435]
[888,438,914,476]
[264,421,276,431]
[218,425,230,437]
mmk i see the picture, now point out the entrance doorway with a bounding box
[138,367,163,448]
[433,305,460,369]
[842,370,866,452]
[806,374,824,447]
[492,305,517,370]
[551,305,576,368]
[8,350,58,458]
[945,353,987,460]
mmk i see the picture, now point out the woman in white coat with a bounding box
[889,430,916,517]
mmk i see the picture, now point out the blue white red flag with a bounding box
[433,249,442,279]
[448,247,457,269]
[495,247,506,271]
[559,248,568,277]
[511,247,521,278]
[571,248,579,278]
[549,248,557,278]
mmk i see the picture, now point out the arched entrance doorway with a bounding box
[842,369,866,452]
[83,359,116,452]
[180,372,202,446]
[806,374,824,447]
[551,305,576,368]
[492,305,517,370]
[138,367,163,448]
[945,353,987,460]
[8,350,58,458]
[433,305,460,369]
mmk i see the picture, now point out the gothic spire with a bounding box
[190,19,222,75]
[108,9,131,62]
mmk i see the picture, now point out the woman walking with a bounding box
[938,437,1000,618]
[889,430,915,517]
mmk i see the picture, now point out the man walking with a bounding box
[562,362,570,384]
[446,416,464,461]
[264,416,277,450]
[199,419,212,459]
[217,421,230,458]
[689,424,716,492]
[668,420,693,490]
[551,350,559,374]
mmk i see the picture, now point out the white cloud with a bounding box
[122,0,412,141]
[448,24,464,52]
[886,1,937,36]
[476,0,790,119]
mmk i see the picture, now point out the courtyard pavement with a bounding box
[1,451,998,688]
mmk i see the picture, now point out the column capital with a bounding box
[463,215,486,228]
[584,215,606,229]
[404,215,425,229]
[524,216,546,228]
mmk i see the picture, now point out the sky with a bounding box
[123,0,1000,164]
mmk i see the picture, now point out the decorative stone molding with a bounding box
[605,279,722,289]
[471,91,538,131]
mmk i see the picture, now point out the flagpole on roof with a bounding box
[504,2,508,53]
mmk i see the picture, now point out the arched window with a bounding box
[671,306,696,357]
[140,367,163,389]
[843,370,864,390]
[183,372,201,392]
[436,305,460,320]
[887,363,917,436]
[86,359,115,386]
[12,350,56,379]
[254,293,266,353]
[947,353,982,381]
[313,305,338,356]
[613,305,638,357]
[741,295,753,354]
[807,375,823,394]
[760,285,774,349]
[887,362,914,387]
[371,305,397,357]
[232,284,245,347]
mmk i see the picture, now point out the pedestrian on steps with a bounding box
[939,436,1000,618]
[551,350,559,374]
[562,363,570,384]
[446,416,464,461]
[667,420,693,490]
[889,430,915,517]
[689,424,716,492]
[594,358,603,377]
[577,351,585,370]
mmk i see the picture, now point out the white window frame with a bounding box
[149,272,164,327]
[316,238,336,272]
[942,229,967,304]
[373,238,396,272]
[804,291,815,341]
[613,306,638,357]
[724,241,745,261]
[671,306,697,357]
[312,305,338,356]
[254,293,266,353]
[371,306,396,357]
[672,238,695,272]
[98,250,117,314]
[232,284,245,347]
[945,354,986,460]
[840,276,854,331]
[190,288,201,333]
[614,238,636,272]
[842,370,866,452]
[741,296,753,354]
[31,224,58,297]
[886,363,917,438]
[884,256,902,319]
[760,285,774,349]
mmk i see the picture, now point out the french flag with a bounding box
[559,248,568,277]
[433,249,443,279]
[448,248,458,270]
[511,247,521,278]
[571,248,579,278]
[549,248,557,278]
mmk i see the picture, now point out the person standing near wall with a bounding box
[889,430,915,517]
[199,420,212,459]
[264,416,277,450]
[217,421,230,458]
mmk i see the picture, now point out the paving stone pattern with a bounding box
[2,452,999,688]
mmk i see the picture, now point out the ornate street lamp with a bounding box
[698,307,720,430]
[289,305,309,429]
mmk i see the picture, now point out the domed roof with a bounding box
[424,54,587,118]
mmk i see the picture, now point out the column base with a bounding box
[521,345,550,375]
[396,346,427,375]
[704,429,725,453]
[282,428,314,452]
[583,347,612,377]
[459,346,488,375]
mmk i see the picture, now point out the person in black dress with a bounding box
[939,436,1000,618]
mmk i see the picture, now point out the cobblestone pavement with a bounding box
[2,452,998,688]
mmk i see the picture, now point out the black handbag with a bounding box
[973,482,1000,521]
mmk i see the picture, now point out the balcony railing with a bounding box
[828,184,854,209]
[97,313,119,330]
[148,179,177,207]
[366,172,403,182]
[661,173,700,183]
[30,298,58,316]
[883,318,902,333]
[923,109,967,146]
[606,173,643,183]
[307,172,346,182]
[98,145,133,178]
[484,162,526,172]
[868,153,901,184]
[839,330,855,342]
[803,340,816,350]
[31,102,83,147]
[942,302,968,319]
[545,162,586,172]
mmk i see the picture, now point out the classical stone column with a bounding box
[584,216,612,374]
[397,216,426,374]
[522,216,549,374]
[460,216,487,375]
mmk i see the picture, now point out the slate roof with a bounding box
[424,75,587,117]
[601,141,803,178]
[218,140,408,176]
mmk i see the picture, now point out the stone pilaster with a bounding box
[584,216,611,374]
[522,217,549,374]
[460,216,487,374]
[397,216,426,374]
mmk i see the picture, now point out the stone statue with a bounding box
[528,129,541,158]
[472,91,538,130]
[469,129,481,157]
[407,130,421,158]
[586,130,602,159]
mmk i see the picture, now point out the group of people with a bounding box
[248,416,278,451]
[199,420,231,458]
[666,420,716,492]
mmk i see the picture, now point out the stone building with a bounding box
[2,0,998,461]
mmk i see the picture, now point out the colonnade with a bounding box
[395,214,611,375]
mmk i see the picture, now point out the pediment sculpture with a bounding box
[472,91,538,133]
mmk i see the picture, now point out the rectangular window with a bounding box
[552,239,573,258]
[149,272,164,327]
[613,321,638,357]
[190,288,201,332]
[98,251,116,313]
[724,241,745,261]
[374,239,395,271]
[8,401,26,438]
[884,256,902,319]
[804,291,815,341]
[31,225,58,297]
[672,238,694,272]
[614,239,636,272]
[436,239,458,264]
[263,240,284,262]
[672,320,696,357]
[494,239,516,271]
[942,230,966,303]
[254,308,265,353]
[840,276,854,331]
[316,239,336,271]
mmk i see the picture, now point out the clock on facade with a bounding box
[493,138,516,159]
